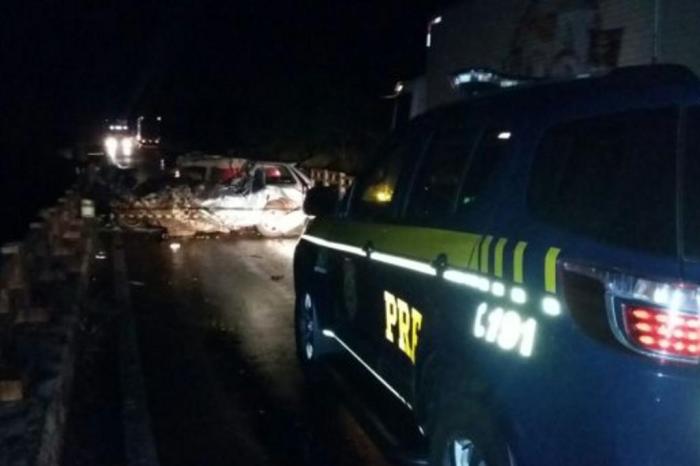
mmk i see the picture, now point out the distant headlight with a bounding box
[121,137,134,156]
[104,136,118,159]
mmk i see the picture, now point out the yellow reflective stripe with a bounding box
[468,236,481,270]
[307,219,560,292]
[493,238,507,278]
[308,218,482,268]
[479,236,493,274]
[544,247,561,293]
[513,241,527,284]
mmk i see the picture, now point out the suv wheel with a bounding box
[440,436,488,466]
[294,291,333,373]
[429,400,509,466]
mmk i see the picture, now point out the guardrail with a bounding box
[0,191,95,402]
[307,168,354,195]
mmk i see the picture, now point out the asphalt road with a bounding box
[122,234,423,466]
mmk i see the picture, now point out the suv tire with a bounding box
[429,399,510,466]
[294,291,334,377]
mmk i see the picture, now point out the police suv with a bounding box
[294,65,700,466]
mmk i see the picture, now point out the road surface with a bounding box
[121,233,423,466]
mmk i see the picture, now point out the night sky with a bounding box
[2,1,445,150]
[0,0,447,239]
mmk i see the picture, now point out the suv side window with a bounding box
[405,127,471,221]
[528,108,678,255]
[350,137,412,221]
[457,128,511,212]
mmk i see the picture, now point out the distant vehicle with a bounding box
[294,65,700,465]
[103,119,135,169]
[136,115,162,148]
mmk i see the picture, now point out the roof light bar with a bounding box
[451,68,521,89]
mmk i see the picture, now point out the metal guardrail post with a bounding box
[0,242,26,402]
[308,167,354,196]
[0,191,94,404]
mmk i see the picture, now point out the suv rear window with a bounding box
[684,107,700,260]
[528,108,678,255]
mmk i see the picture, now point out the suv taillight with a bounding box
[622,303,700,361]
[563,262,700,364]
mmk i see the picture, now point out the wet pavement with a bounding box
[62,235,126,466]
[121,233,422,466]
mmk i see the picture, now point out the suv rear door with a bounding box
[373,116,513,399]
[328,128,429,371]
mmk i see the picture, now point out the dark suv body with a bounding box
[294,65,700,466]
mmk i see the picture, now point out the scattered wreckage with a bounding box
[114,157,313,237]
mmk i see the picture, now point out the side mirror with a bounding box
[252,169,266,192]
[303,185,338,217]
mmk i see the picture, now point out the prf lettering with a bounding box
[384,291,423,364]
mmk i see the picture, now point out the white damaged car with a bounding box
[199,161,313,237]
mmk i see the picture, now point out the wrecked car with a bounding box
[114,158,313,237]
[200,161,312,237]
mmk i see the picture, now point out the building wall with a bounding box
[598,0,653,67]
[424,0,700,111]
[657,1,700,72]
